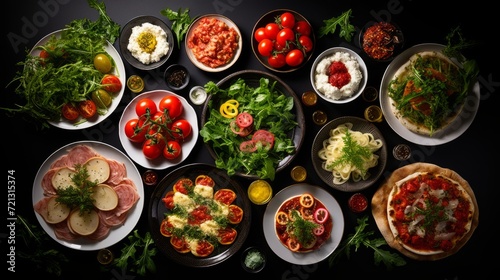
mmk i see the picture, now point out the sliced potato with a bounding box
[84,157,110,184]
[42,196,71,224]
[52,167,76,191]
[92,184,119,211]
[67,209,99,236]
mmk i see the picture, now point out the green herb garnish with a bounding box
[55,164,96,214]
[114,230,157,276]
[328,216,406,270]
[160,7,194,49]
[318,9,356,42]
[287,210,318,246]
[328,130,373,177]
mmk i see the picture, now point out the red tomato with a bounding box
[273,40,287,52]
[286,49,305,67]
[163,140,182,160]
[236,112,253,128]
[313,224,325,236]
[294,20,312,36]
[194,240,214,257]
[264,22,280,40]
[299,35,313,53]
[135,98,157,117]
[252,129,275,149]
[314,207,329,224]
[218,227,237,245]
[268,53,286,68]
[195,175,215,187]
[276,28,295,47]
[158,95,183,120]
[258,38,274,57]
[61,103,79,121]
[230,121,252,137]
[142,137,165,160]
[161,191,175,210]
[39,49,50,60]
[214,189,237,205]
[240,140,257,153]
[77,100,97,119]
[170,119,192,141]
[254,27,267,42]
[280,12,296,29]
[124,117,149,143]
[228,204,243,224]
[101,74,122,93]
[173,178,193,194]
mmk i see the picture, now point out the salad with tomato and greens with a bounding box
[200,77,299,180]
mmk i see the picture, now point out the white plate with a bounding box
[380,43,480,146]
[118,90,199,169]
[32,141,144,251]
[30,29,126,130]
[185,14,242,72]
[263,184,344,265]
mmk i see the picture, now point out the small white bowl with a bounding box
[310,47,368,104]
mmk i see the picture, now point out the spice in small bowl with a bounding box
[164,64,190,90]
[241,246,266,273]
[142,170,158,186]
[348,193,368,213]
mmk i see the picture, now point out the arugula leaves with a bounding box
[328,216,406,270]
[319,9,357,42]
[160,7,194,49]
[114,230,157,276]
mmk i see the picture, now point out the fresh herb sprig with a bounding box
[319,9,356,42]
[328,216,406,270]
[160,7,194,49]
[55,164,96,214]
[114,230,157,276]
[287,210,318,246]
[328,130,372,176]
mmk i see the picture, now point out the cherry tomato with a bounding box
[93,53,112,74]
[294,20,312,37]
[258,38,274,57]
[254,27,267,42]
[280,12,296,29]
[61,103,79,121]
[236,112,253,128]
[314,207,329,224]
[135,98,157,117]
[124,117,149,143]
[264,22,280,40]
[276,28,295,47]
[298,35,313,53]
[77,100,97,119]
[273,40,287,52]
[158,95,183,120]
[142,137,165,160]
[268,53,286,68]
[299,193,315,208]
[286,49,305,67]
[101,74,122,93]
[170,119,192,141]
[163,140,182,160]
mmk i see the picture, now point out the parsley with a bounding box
[328,130,373,177]
[318,9,357,42]
[114,230,157,276]
[55,164,96,214]
[160,7,194,49]
[287,210,318,246]
[328,216,406,270]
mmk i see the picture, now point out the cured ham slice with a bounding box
[40,168,58,196]
[50,145,99,169]
[112,178,140,217]
[106,158,127,185]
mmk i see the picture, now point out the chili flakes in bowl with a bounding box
[360,21,404,62]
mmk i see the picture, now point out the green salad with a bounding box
[200,77,298,180]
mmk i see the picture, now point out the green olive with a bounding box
[94,53,112,74]
[92,89,112,108]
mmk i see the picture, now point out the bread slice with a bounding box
[92,184,119,211]
[84,157,110,184]
[67,209,99,236]
[42,196,71,224]
[52,167,76,191]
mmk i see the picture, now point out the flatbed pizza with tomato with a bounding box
[159,174,243,257]
[372,162,479,260]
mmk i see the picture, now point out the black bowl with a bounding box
[164,64,190,90]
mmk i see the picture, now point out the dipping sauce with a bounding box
[142,170,158,186]
[348,193,368,213]
[312,110,327,125]
[97,249,114,265]
[248,180,272,205]
[189,86,208,105]
[290,166,307,182]
[364,105,383,122]
[301,91,317,106]
[127,75,144,93]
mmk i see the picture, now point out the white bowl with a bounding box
[310,47,368,104]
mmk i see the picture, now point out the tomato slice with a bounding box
[160,219,173,237]
[228,204,243,224]
[213,189,237,205]
[299,193,315,208]
[161,191,175,210]
[62,103,80,121]
[230,121,252,137]
[236,112,253,128]
[195,175,215,187]
[77,100,97,119]
[173,178,194,194]
[218,227,237,245]
[313,223,325,236]
[240,140,257,153]
[252,129,275,149]
[314,207,329,224]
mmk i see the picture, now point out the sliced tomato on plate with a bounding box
[228,204,243,224]
[213,189,237,205]
[252,129,275,149]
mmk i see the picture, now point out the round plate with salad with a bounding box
[22,29,125,130]
[200,70,305,181]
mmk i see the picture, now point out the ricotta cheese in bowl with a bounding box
[311,47,367,104]
[127,22,170,65]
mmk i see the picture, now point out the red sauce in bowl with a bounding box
[348,193,368,213]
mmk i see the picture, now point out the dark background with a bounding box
[1,0,497,279]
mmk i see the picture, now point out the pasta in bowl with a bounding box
[311,117,387,192]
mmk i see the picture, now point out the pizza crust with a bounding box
[371,162,479,260]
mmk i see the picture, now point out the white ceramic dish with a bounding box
[118,90,198,170]
[32,141,144,251]
[310,47,368,104]
[379,43,480,146]
[263,184,344,265]
[185,14,242,72]
[31,30,126,130]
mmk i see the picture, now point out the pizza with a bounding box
[372,162,479,260]
[387,50,469,137]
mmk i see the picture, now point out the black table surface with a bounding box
[2,0,497,279]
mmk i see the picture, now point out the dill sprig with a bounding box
[55,164,96,214]
[328,130,372,176]
[287,210,318,246]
